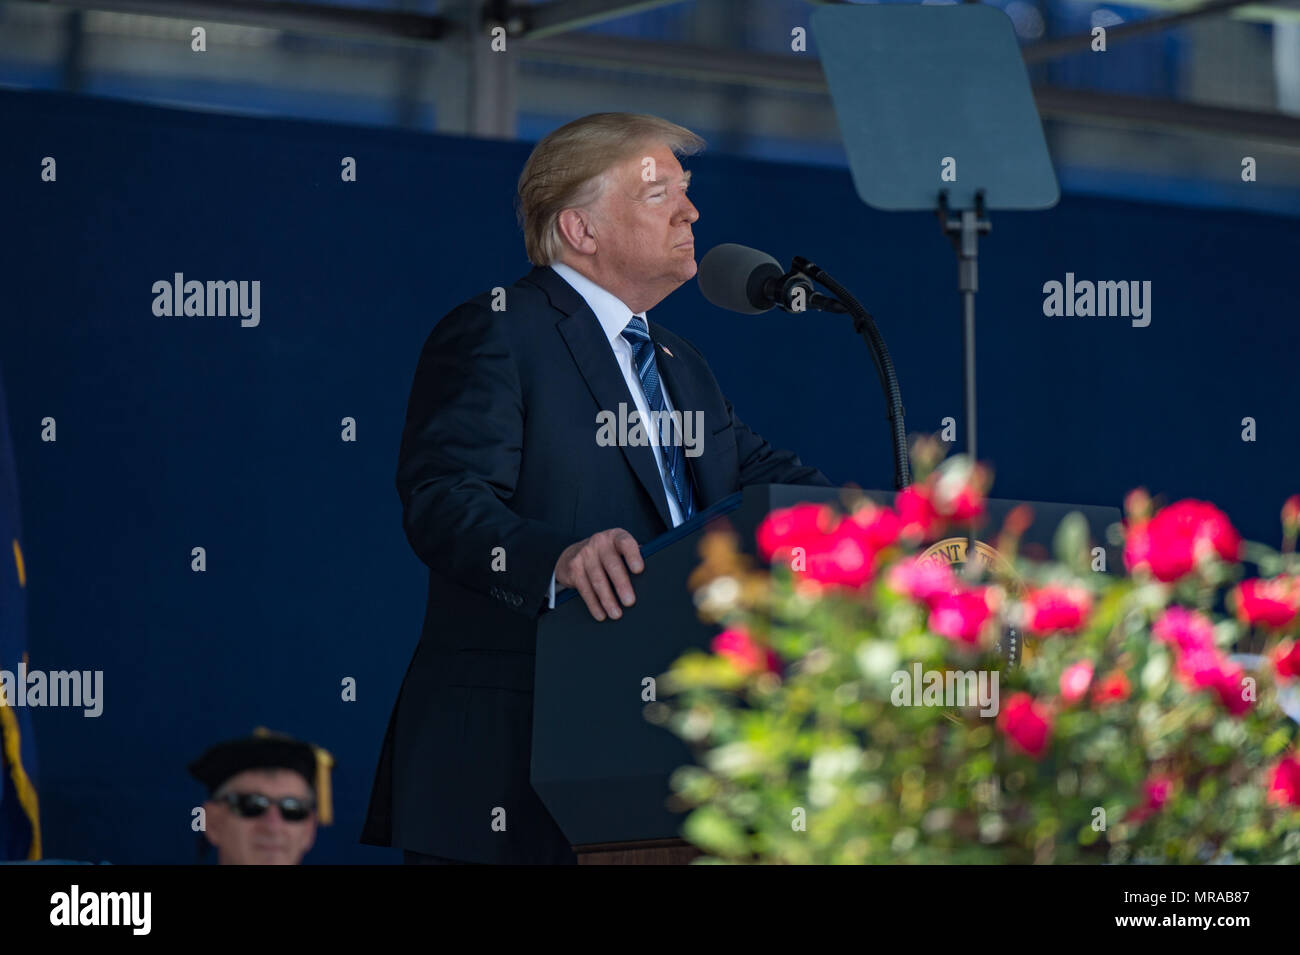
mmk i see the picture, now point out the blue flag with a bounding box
[0,364,40,860]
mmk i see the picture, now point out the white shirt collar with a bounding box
[550,261,649,347]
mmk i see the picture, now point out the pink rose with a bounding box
[1154,608,1251,716]
[1175,650,1252,716]
[887,556,958,606]
[1022,584,1093,636]
[1153,606,1217,655]
[1059,660,1094,704]
[929,587,998,646]
[997,692,1053,759]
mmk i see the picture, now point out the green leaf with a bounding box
[1264,727,1293,757]
[682,806,749,858]
[1054,512,1089,570]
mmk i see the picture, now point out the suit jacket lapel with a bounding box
[526,266,675,530]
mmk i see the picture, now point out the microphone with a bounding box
[698,243,911,490]
[697,243,835,314]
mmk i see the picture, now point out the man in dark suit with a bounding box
[362,113,832,864]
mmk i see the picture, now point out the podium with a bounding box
[531,484,1120,864]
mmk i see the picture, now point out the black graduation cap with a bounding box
[188,727,335,825]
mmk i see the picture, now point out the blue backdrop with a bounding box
[2,89,1297,863]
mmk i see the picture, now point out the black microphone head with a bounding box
[697,243,783,314]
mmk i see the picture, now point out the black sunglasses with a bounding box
[218,791,314,822]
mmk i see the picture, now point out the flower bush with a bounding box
[654,455,1300,864]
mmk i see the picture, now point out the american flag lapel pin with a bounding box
[659,343,674,358]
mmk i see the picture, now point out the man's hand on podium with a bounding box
[554,528,645,622]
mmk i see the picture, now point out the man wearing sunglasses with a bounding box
[189,729,334,866]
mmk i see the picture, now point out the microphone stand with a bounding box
[781,258,911,491]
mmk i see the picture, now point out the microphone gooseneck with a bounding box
[697,244,910,490]
[794,254,910,490]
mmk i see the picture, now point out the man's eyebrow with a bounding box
[643,170,692,189]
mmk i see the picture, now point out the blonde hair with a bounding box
[515,113,705,266]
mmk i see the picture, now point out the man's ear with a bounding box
[557,208,597,256]
[203,800,225,849]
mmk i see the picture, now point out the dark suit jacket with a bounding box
[361,264,832,863]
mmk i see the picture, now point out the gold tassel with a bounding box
[312,744,335,826]
[252,726,333,825]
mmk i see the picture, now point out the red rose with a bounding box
[896,485,941,540]
[1232,577,1300,631]
[1123,500,1242,583]
[842,503,902,553]
[1091,669,1131,706]
[1266,754,1300,808]
[757,503,835,561]
[1059,660,1094,704]
[1273,639,1300,680]
[1022,584,1093,636]
[1127,773,1175,823]
[887,556,958,606]
[929,587,998,646]
[1193,501,1243,562]
[798,522,877,589]
[997,692,1052,759]
[711,628,781,676]
[1124,519,1189,582]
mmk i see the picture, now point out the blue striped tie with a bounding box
[621,315,696,521]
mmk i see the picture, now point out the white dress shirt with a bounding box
[545,261,690,608]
